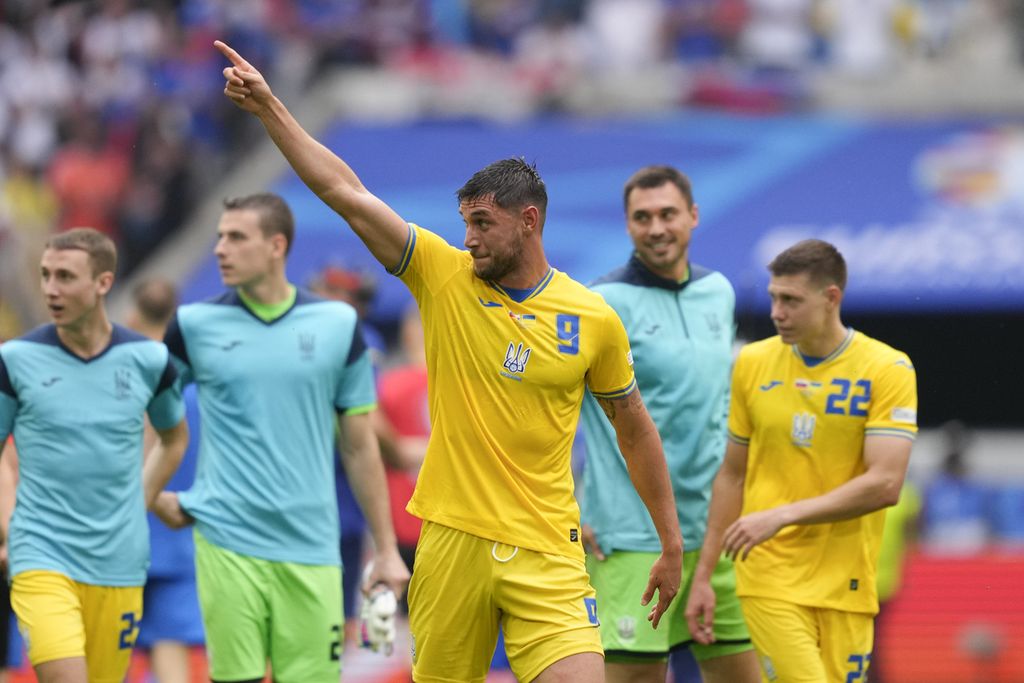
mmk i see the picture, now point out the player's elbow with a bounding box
[875,477,903,509]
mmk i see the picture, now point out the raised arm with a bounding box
[338,411,410,597]
[597,390,682,629]
[215,40,410,271]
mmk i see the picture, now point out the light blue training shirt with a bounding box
[0,324,183,586]
[165,289,376,566]
[579,255,735,554]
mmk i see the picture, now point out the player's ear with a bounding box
[521,205,540,235]
[824,283,843,309]
[96,271,115,297]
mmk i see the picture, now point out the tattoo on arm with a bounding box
[598,390,642,423]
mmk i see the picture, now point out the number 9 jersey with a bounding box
[727,328,917,614]
[393,224,637,561]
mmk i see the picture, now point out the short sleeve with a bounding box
[727,347,753,444]
[585,306,636,400]
[865,354,918,440]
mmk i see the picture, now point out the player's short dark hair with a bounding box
[456,158,548,224]
[768,239,847,291]
[223,192,295,255]
[622,165,694,211]
[132,278,178,328]
[45,228,117,277]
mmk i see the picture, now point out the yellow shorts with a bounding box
[408,522,602,682]
[740,596,873,683]
[11,570,142,683]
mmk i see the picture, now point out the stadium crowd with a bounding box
[0,0,1017,339]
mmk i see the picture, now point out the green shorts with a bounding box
[587,549,752,663]
[194,531,342,683]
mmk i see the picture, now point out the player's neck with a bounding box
[237,272,291,306]
[796,321,849,359]
[57,307,113,359]
[496,247,550,290]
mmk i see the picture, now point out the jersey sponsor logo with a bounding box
[616,615,636,641]
[761,654,779,681]
[298,332,315,361]
[114,368,132,400]
[850,579,859,591]
[791,412,816,447]
[891,407,917,423]
[477,296,502,308]
[220,340,242,351]
[569,528,578,542]
[501,342,532,381]
[759,380,782,391]
[626,350,633,366]
[41,376,61,387]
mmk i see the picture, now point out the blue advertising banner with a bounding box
[182,113,1024,317]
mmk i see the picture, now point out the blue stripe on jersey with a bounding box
[391,224,417,276]
[590,377,637,400]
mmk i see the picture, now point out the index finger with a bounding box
[214,40,254,71]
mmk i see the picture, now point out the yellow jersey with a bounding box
[395,225,636,559]
[728,328,917,613]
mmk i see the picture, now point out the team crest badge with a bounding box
[501,341,532,381]
[616,616,636,641]
[791,412,816,447]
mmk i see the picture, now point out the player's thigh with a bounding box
[138,576,205,649]
[687,553,754,664]
[266,562,342,683]
[194,532,271,682]
[79,582,143,683]
[740,597,826,683]
[408,522,499,683]
[499,546,602,683]
[587,550,677,663]
[819,609,874,683]
[11,571,87,667]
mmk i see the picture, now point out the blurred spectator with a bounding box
[47,111,130,241]
[308,264,384,644]
[873,479,922,683]
[585,0,668,71]
[738,0,816,71]
[822,0,901,77]
[123,278,205,683]
[920,420,991,555]
[374,304,429,587]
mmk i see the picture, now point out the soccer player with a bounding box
[215,40,682,682]
[579,165,760,683]
[0,228,188,683]
[124,278,205,683]
[684,239,918,682]
[153,192,409,683]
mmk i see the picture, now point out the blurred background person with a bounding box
[123,278,204,683]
